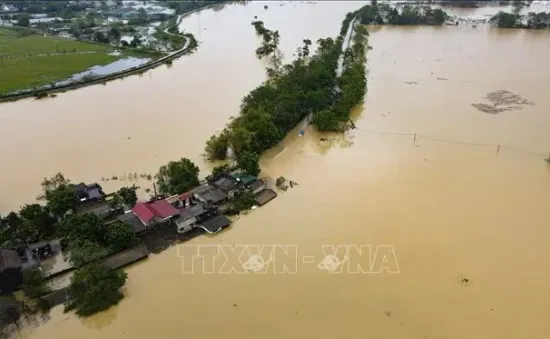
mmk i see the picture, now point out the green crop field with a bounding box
[0,28,125,94]
[0,28,109,55]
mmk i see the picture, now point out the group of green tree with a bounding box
[313,24,368,132]
[204,33,343,161]
[159,0,227,15]
[251,21,280,58]
[0,173,141,318]
[490,11,550,29]
[357,2,448,26]
[204,7,371,161]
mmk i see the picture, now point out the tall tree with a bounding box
[108,27,121,45]
[116,186,138,207]
[67,240,108,268]
[65,262,127,317]
[237,151,261,176]
[16,14,29,27]
[59,213,106,245]
[156,158,200,195]
[19,204,57,241]
[41,173,76,218]
[104,221,137,252]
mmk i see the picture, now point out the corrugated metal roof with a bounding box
[132,202,155,223]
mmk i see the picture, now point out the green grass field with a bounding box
[0,28,124,94]
[0,28,109,55]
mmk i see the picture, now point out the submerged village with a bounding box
[0,160,284,311]
[2,0,550,336]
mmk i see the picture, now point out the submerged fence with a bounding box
[353,125,549,159]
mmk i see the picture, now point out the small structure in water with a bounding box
[254,189,278,206]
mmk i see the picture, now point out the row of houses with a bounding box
[0,172,278,295]
[116,172,277,236]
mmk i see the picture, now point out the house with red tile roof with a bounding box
[132,200,179,227]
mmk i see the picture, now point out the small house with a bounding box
[198,215,231,234]
[211,173,241,198]
[192,185,228,205]
[175,203,217,234]
[0,248,23,295]
[117,212,147,235]
[248,179,266,195]
[254,189,278,206]
[132,199,179,228]
[165,190,199,210]
[73,182,106,204]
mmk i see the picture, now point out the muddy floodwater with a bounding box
[4,1,550,338]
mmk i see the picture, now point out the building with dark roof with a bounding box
[249,179,266,195]
[117,212,147,234]
[0,249,23,295]
[211,173,241,198]
[192,185,228,205]
[198,215,231,234]
[73,182,106,204]
[254,189,278,206]
[175,203,217,234]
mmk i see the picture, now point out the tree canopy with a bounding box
[116,186,138,207]
[0,204,57,247]
[60,213,136,265]
[41,173,77,218]
[490,11,550,29]
[65,262,127,317]
[237,151,261,177]
[204,32,344,161]
[357,3,448,25]
[67,239,108,268]
[156,158,200,195]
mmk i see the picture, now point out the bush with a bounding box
[232,191,256,212]
[21,269,49,299]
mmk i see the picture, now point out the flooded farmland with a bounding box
[2,1,550,339]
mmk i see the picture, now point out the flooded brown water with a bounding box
[6,1,550,338]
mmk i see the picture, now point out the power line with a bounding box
[354,125,548,159]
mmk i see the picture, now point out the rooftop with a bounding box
[233,173,257,186]
[212,174,239,192]
[132,200,178,224]
[73,182,105,202]
[178,204,209,222]
[198,215,231,234]
[254,189,278,206]
[249,179,266,191]
[193,185,228,204]
[0,248,22,272]
[118,212,147,234]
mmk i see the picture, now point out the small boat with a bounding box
[298,130,305,136]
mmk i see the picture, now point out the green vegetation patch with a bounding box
[0,28,108,55]
[0,28,125,94]
[0,52,119,94]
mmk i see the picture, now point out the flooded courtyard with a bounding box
[1,1,549,339]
